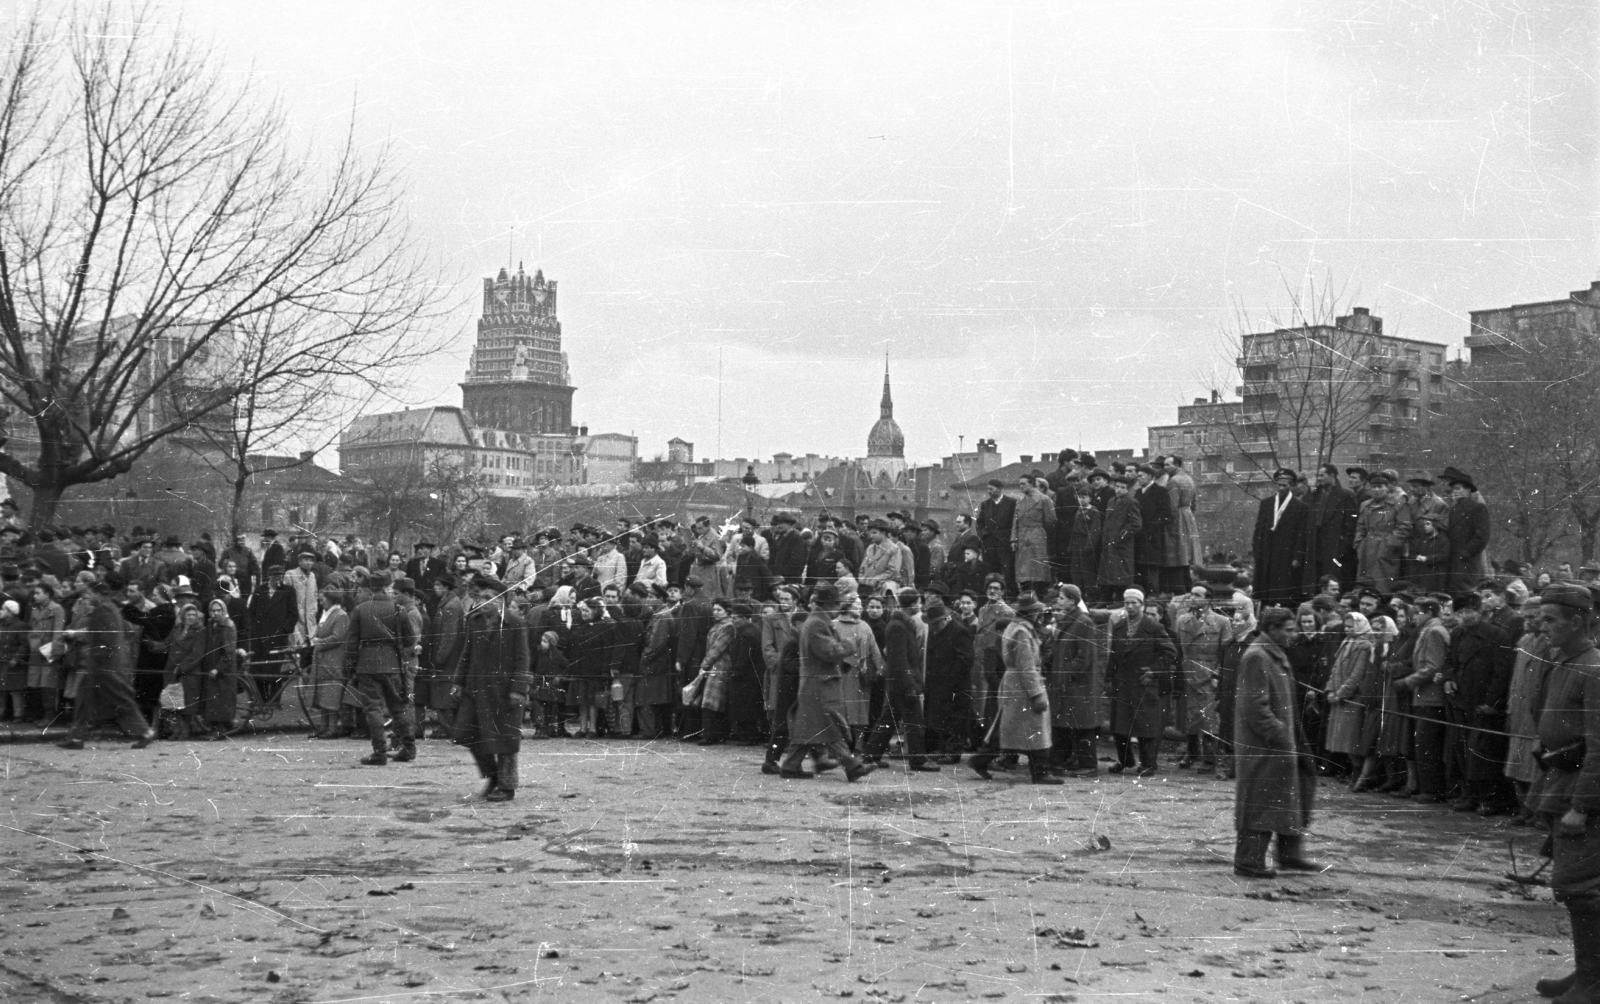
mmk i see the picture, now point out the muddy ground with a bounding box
[0,727,1571,1004]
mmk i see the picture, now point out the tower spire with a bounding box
[880,355,893,419]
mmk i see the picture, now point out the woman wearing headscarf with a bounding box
[1352,603,1399,790]
[204,598,239,736]
[164,604,209,740]
[566,598,614,739]
[833,597,883,746]
[308,585,351,739]
[691,598,738,744]
[1323,611,1374,776]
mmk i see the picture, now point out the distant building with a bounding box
[339,406,584,492]
[859,361,908,487]
[1233,307,1446,475]
[1467,280,1600,366]
[709,452,846,483]
[460,263,576,436]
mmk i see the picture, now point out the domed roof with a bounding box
[866,362,904,458]
[867,416,904,457]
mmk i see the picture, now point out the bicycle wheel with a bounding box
[227,675,264,735]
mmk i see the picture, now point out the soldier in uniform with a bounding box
[344,571,417,766]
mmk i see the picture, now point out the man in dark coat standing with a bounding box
[976,479,1017,592]
[863,588,937,772]
[244,564,299,700]
[1252,468,1308,608]
[923,598,974,763]
[451,575,531,802]
[1046,584,1099,776]
[1102,588,1178,776]
[766,514,810,586]
[1301,464,1358,591]
[674,575,714,740]
[1045,450,1080,581]
[344,571,417,766]
[1441,467,1491,593]
[1233,606,1319,878]
[1441,591,1515,815]
[406,542,446,594]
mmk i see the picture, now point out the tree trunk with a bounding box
[229,462,251,541]
[26,479,65,530]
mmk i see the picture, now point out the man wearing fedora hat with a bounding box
[778,583,875,782]
[969,591,1061,784]
[1440,467,1492,593]
[344,571,417,766]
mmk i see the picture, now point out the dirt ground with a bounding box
[0,726,1571,1004]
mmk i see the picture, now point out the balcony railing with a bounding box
[1238,440,1276,455]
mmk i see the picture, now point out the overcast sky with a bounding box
[177,0,1596,467]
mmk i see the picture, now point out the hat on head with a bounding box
[1111,474,1135,486]
[415,540,436,550]
[683,574,704,589]
[1058,583,1082,603]
[1405,470,1435,486]
[1088,467,1110,481]
[1380,468,1402,485]
[1014,592,1048,617]
[262,529,278,538]
[867,518,891,532]
[1542,580,1594,612]
[813,583,841,607]
[1078,453,1097,467]
[1439,466,1477,492]
[924,580,950,598]
[1123,587,1146,603]
[1345,466,1368,478]
[367,571,392,590]
[986,478,1005,489]
[1273,467,1297,482]
[265,563,285,576]
[925,599,949,620]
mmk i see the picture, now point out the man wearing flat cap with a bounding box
[1353,469,1415,594]
[1440,467,1492,593]
[345,571,418,766]
[58,574,158,750]
[976,479,1017,593]
[1404,471,1451,530]
[1252,468,1308,607]
[1525,582,1600,1001]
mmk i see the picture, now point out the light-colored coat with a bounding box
[1353,492,1414,592]
[1234,635,1316,835]
[1323,635,1373,755]
[1010,491,1056,582]
[985,618,1051,751]
[309,605,350,712]
[1169,471,1203,567]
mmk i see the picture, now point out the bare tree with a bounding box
[1435,321,1600,564]
[343,453,492,550]
[1220,279,1392,490]
[0,5,443,527]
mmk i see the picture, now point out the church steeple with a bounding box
[880,356,893,420]
[866,355,905,460]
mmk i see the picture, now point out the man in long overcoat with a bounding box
[1251,468,1308,607]
[1103,588,1178,776]
[451,575,531,802]
[1045,584,1099,775]
[969,593,1060,785]
[922,598,974,763]
[1352,470,1414,594]
[1441,467,1492,593]
[1174,586,1233,771]
[780,584,875,781]
[1135,465,1173,593]
[1010,479,1056,595]
[976,480,1017,592]
[1301,464,1358,591]
[58,575,157,750]
[1097,475,1142,601]
[1233,606,1319,878]
[864,589,937,771]
[344,571,417,766]
[1045,450,1081,582]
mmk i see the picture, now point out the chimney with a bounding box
[299,450,315,463]
[1211,388,1221,403]
[1020,455,1033,465]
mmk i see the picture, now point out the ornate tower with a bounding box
[460,263,576,435]
[860,357,908,486]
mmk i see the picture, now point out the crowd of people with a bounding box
[5,451,1600,1000]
